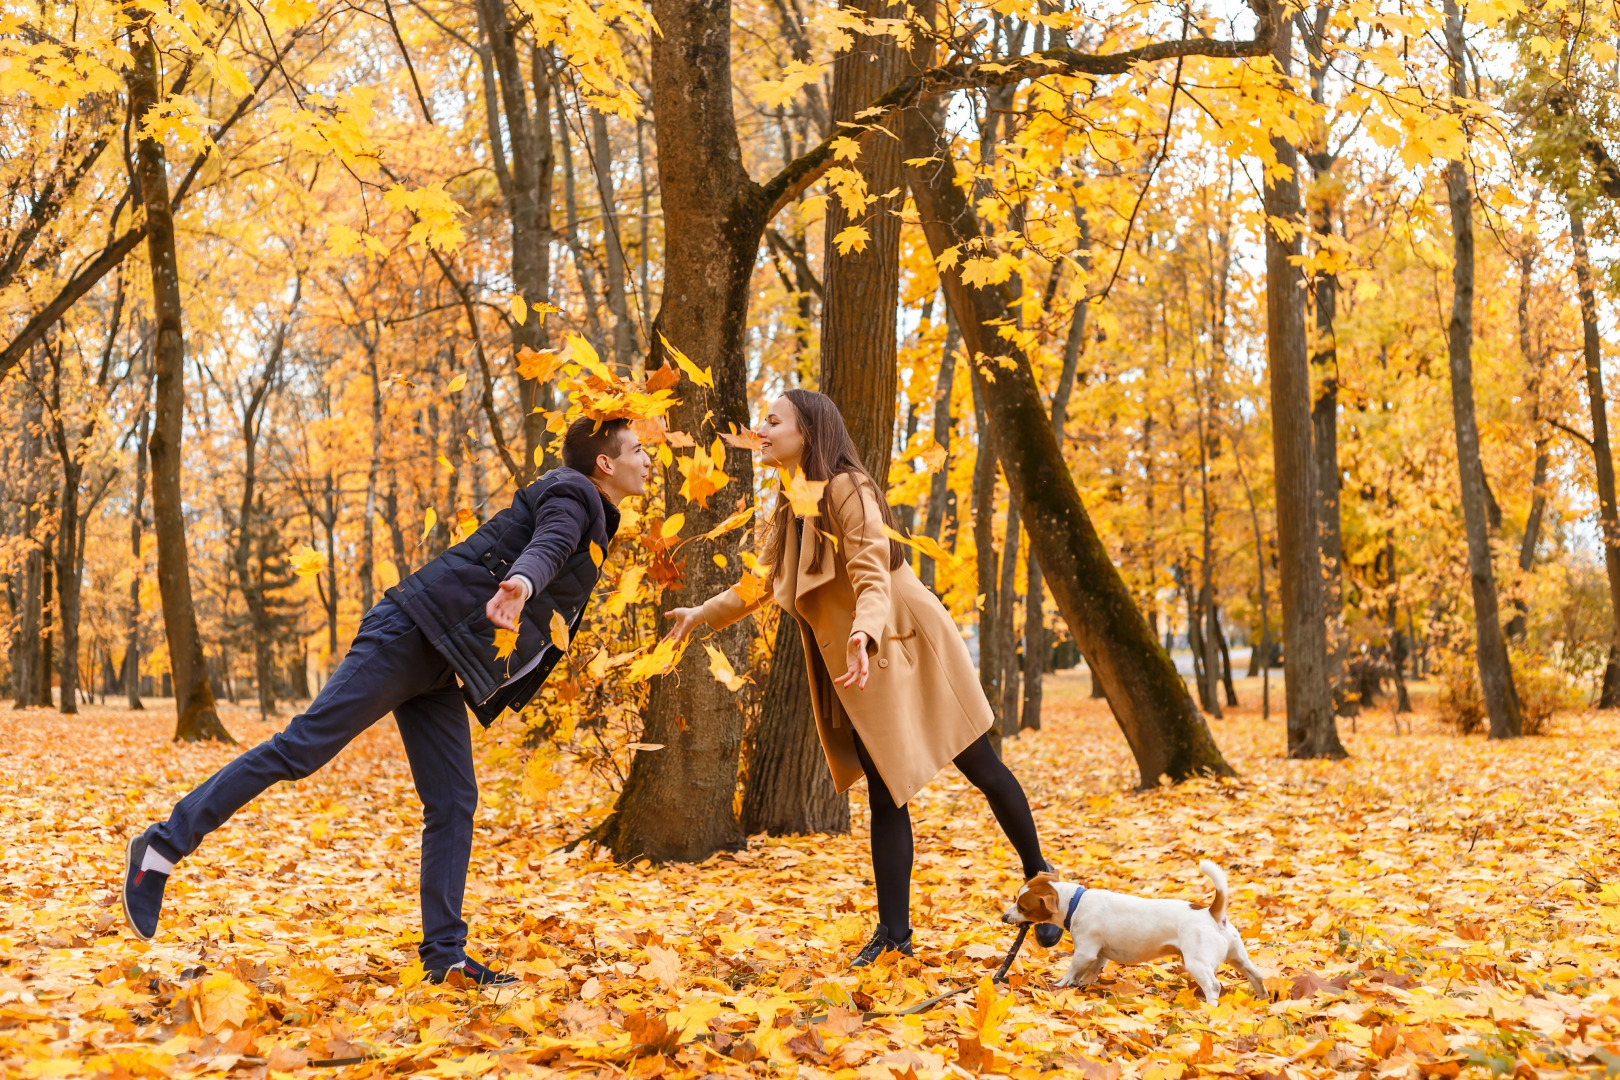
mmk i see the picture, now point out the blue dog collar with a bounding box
[1064,885,1086,936]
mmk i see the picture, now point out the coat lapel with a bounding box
[793,513,836,604]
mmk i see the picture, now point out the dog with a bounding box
[1001,860,1267,1001]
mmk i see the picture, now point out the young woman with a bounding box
[664,389,1060,966]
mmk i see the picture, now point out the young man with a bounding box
[122,418,650,986]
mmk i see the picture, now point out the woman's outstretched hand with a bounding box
[663,606,705,643]
[837,631,870,690]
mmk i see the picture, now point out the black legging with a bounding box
[853,730,1044,940]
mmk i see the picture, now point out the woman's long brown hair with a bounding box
[764,389,904,579]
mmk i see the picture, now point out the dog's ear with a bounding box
[1016,871,1059,921]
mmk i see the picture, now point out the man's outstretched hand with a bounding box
[486,579,526,631]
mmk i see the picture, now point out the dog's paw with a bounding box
[1054,976,1077,988]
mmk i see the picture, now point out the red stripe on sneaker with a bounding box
[135,870,145,886]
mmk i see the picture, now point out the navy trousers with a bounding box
[148,597,478,970]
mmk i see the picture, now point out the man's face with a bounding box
[596,430,652,501]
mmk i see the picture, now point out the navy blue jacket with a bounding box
[386,467,620,725]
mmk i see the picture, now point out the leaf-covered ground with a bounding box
[4,673,1619,1079]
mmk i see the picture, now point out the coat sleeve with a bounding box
[828,473,890,652]
[505,494,589,595]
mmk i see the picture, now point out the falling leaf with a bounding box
[645,364,680,392]
[677,444,732,508]
[447,373,467,393]
[882,524,957,568]
[721,428,767,452]
[421,506,437,540]
[704,503,755,540]
[516,346,563,383]
[920,441,948,473]
[510,295,528,325]
[703,643,747,691]
[590,541,604,566]
[549,610,570,651]
[290,544,327,578]
[531,300,562,326]
[437,453,455,472]
[659,333,714,388]
[731,571,770,607]
[660,514,685,538]
[783,470,827,517]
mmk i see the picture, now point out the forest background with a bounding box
[3,0,1620,855]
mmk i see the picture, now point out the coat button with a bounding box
[878,658,889,669]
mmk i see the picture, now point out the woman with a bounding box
[664,389,1059,966]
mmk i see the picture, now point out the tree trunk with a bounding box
[1215,610,1237,707]
[1506,250,1547,643]
[129,26,231,742]
[741,617,850,834]
[1569,207,1620,708]
[478,0,555,479]
[1022,249,1089,731]
[361,355,381,613]
[1308,168,1349,715]
[10,396,43,708]
[741,0,906,829]
[602,0,759,863]
[592,109,639,369]
[55,460,82,715]
[919,307,960,592]
[970,377,1003,752]
[1262,16,1341,758]
[126,404,147,709]
[996,504,1022,737]
[902,103,1235,784]
[1442,0,1520,739]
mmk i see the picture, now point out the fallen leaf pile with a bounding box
[3,673,1619,1079]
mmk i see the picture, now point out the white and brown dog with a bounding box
[1002,860,1267,1001]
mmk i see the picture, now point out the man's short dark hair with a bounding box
[562,417,633,475]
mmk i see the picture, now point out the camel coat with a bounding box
[700,473,993,806]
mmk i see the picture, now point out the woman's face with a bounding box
[758,395,805,471]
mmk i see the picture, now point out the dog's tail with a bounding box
[1199,860,1229,923]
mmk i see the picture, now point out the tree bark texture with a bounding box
[603,0,759,863]
[479,0,555,479]
[741,617,850,834]
[902,104,1235,785]
[1308,178,1349,713]
[126,404,147,708]
[919,307,960,591]
[130,27,231,743]
[970,377,1003,751]
[1263,17,1342,758]
[819,0,906,491]
[1569,208,1620,707]
[1442,0,1520,739]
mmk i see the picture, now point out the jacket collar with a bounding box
[780,513,837,606]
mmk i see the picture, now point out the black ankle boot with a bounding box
[850,923,914,968]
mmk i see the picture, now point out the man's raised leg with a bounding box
[123,599,443,939]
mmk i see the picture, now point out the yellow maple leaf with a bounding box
[920,441,948,473]
[494,625,519,660]
[677,447,732,508]
[626,636,686,681]
[783,469,827,517]
[516,346,563,383]
[262,0,317,33]
[290,544,326,578]
[196,973,255,1033]
[659,333,714,388]
[703,504,755,540]
[882,524,956,568]
[830,135,861,161]
[703,643,748,691]
[454,507,478,542]
[833,224,870,256]
[731,571,770,607]
[639,944,682,988]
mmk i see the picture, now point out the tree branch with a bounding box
[755,0,1277,221]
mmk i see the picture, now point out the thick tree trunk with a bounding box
[741,0,906,830]
[1263,17,1341,758]
[741,617,850,834]
[1443,0,1519,739]
[1308,170,1350,715]
[903,106,1235,784]
[603,0,758,863]
[129,27,231,742]
[126,405,147,709]
[1569,208,1620,707]
[10,399,43,708]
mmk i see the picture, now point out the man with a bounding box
[122,418,650,987]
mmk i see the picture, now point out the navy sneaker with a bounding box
[121,832,170,941]
[426,957,519,988]
[1034,860,1064,949]
[849,924,914,968]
